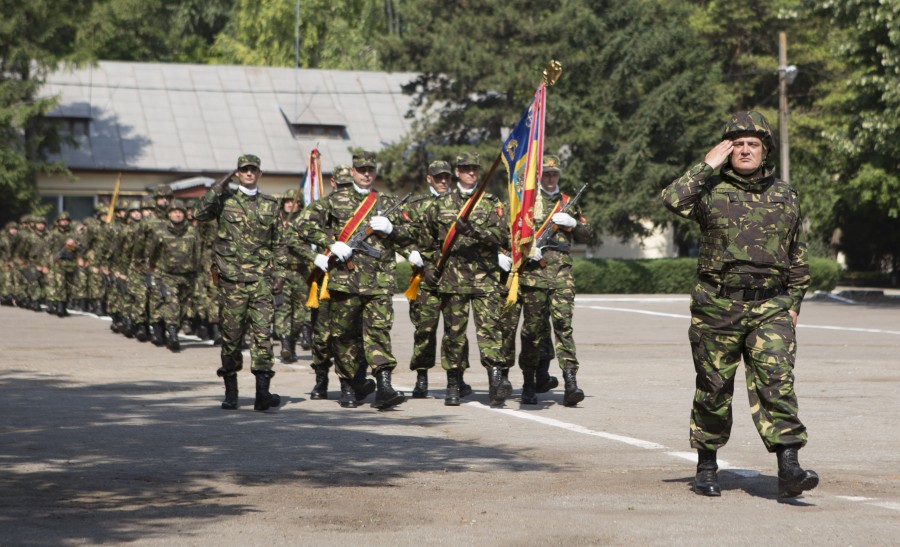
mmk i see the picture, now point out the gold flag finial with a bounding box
[543,60,563,86]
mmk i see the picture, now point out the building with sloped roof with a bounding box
[38,61,418,218]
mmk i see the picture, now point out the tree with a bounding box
[377,0,728,242]
[211,0,389,69]
[0,0,91,223]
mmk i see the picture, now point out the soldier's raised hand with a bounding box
[704,140,734,171]
[212,169,237,196]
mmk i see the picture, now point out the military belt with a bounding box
[700,276,786,302]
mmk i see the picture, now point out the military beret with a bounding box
[455,151,480,167]
[237,154,261,169]
[352,151,377,169]
[428,160,452,176]
[542,155,562,173]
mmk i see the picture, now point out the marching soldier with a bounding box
[417,151,511,406]
[513,155,592,406]
[45,212,80,317]
[147,199,201,352]
[661,111,818,499]
[297,152,413,409]
[193,154,284,411]
[404,160,471,399]
[274,194,313,363]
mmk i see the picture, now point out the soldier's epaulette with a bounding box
[259,193,278,203]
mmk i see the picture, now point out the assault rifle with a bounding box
[306,193,411,287]
[531,182,588,267]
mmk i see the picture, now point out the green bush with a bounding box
[808,257,841,291]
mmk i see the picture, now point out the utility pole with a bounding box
[777,32,797,183]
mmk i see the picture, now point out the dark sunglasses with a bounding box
[239,165,259,173]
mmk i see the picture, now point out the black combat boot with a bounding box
[221,374,239,410]
[412,369,428,398]
[459,368,473,398]
[151,321,166,346]
[56,301,69,317]
[562,367,585,407]
[252,370,281,411]
[279,335,294,363]
[520,368,538,405]
[166,324,180,352]
[692,449,721,496]
[373,368,405,410]
[122,317,135,338]
[310,365,329,400]
[338,378,357,408]
[195,319,209,341]
[445,369,460,406]
[134,322,149,342]
[776,446,819,498]
[298,324,312,350]
[210,322,223,346]
[352,367,376,402]
[535,358,559,393]
[488,366,512,405]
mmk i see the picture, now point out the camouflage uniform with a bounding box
[662,111,817,498]
[193,154,283,411]
[147,199,200,351]
[45,212,80,316]
[1,222,18,305]
[273,197,313,362]
[417,152,510,405]
[297,153,414,409]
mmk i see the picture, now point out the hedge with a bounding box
[393,256,840,294]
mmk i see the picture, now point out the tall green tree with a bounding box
[211,0,389,69]
[377,0,728,242]
[0,0,91,223]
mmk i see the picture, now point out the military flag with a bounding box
[501,83,546,301]
[301,148,324,206]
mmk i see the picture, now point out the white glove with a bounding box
[314,253,330,272]
[369,215,393,235]
[408,250,424,268]
[530,246,543,262]
[552,212,577,229]
[330,241,353,261]
[498,253,513,272]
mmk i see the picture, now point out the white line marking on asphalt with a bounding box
[580,305,900,335]
[466,401,666,449]
[837,496,875,502]
[869,502,900,512]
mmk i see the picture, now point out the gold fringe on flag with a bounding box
[404,272,422,301]
[505,272,520,305]
[319,272,331,301]
[306,281,320,309]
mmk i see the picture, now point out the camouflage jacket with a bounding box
[133,216,166,269]
[402,191,442,289]
[661,161,809,312]
[148,222,200,275]
[417,187,508,294]
[46,225,79,272]
[518,189,593,290]
[110,220,142,273]
[276,208,315,275]
[193,188,283,283]
[297,187,414,295]
[20,229,50,268]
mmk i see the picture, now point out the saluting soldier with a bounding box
[193,154,284,411]
[297,152,413,409]
[417,151,511,406]
[661,111,817,499]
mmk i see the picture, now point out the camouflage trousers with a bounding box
[216,277,274,376]
[519,285,579,371]
[273,270,310,338]
[46,264,79,302]
[192,272,220,324]
[409,287,470,371]
[439,291,505,370]
[688,280,808,453]
[499,293,556,369]
[126,271,151,324]
[310,299,334,369]
[154,272,195,326]
[328,290,396,380]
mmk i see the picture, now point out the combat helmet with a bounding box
[56,211,71,222]
[126,199,142,212]
[153,183,174,199]
[168,199,187,212]
[722,111,775,152]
